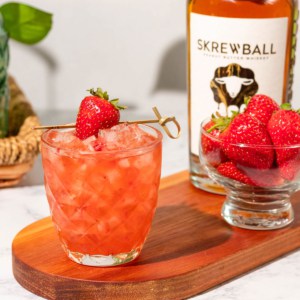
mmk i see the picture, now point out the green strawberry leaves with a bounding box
[207,111,238,133]
[88,88,109,100]
[0,2,52,44]
[244,96,251,106]
[281,103,292,110]
[88,88,127,110]
[109,98,127,110]
[280,102,300,114]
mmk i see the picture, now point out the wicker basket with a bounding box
[0,76,41,188]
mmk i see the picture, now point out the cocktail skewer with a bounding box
[33,107,181,139]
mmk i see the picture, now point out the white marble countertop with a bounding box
[1,103,300,300]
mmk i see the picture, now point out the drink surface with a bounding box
[187,0,294,193]
[41,124,162,256]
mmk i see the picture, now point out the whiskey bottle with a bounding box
[187,0,297,194]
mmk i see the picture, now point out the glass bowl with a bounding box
[199,119,300,230]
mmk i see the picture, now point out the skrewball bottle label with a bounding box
[190,14,288,155]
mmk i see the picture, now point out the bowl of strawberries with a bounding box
[200,94,300,230]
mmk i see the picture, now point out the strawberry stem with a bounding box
[87,87,127,110]
[206,112,237,133]
[110,98,127,110]
[87,88,109,100]
[280,102,300,114]
[280,103,292,110]
[244,96,251,106]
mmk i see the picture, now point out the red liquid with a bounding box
[41,125,162,256]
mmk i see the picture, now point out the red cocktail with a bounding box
[41,124,162,266]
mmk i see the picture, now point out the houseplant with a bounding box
[0,2,52,187]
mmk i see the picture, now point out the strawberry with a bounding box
[221,113,274,169]
[217,162,256,186]
[218,162,283,187]
[238,165,284,187]
[267,106,300,179]
[201,120,227,166]
[244,94,279,126]
[279,159,300,181]
[75,88,126,140]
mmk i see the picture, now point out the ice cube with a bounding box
[51,131,78,145]
[98,124,156,151]
[83,135,97,145]
[118,158,130,168]
[106,168,122,184]
[48,130,90,151]
[133,152,154,169]
[82,135,97,151]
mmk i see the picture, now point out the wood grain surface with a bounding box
[12,171,300,300]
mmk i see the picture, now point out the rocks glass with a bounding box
[41,124,162,266]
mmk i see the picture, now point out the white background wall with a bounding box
[6,0,300,113]
[8,0,187,114]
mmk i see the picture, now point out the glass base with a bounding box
[190,153,226,195]
[221,190,294,230]
[64,247,140,267]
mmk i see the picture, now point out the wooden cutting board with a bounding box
[12,171,300,300]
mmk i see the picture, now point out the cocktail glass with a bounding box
[41,124,162,266]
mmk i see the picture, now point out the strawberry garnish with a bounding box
[244,94,279,126]
[75,88,126,140]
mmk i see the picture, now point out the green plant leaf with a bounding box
[0,2,52,45]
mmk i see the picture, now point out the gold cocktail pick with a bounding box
[33,107,181,139]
